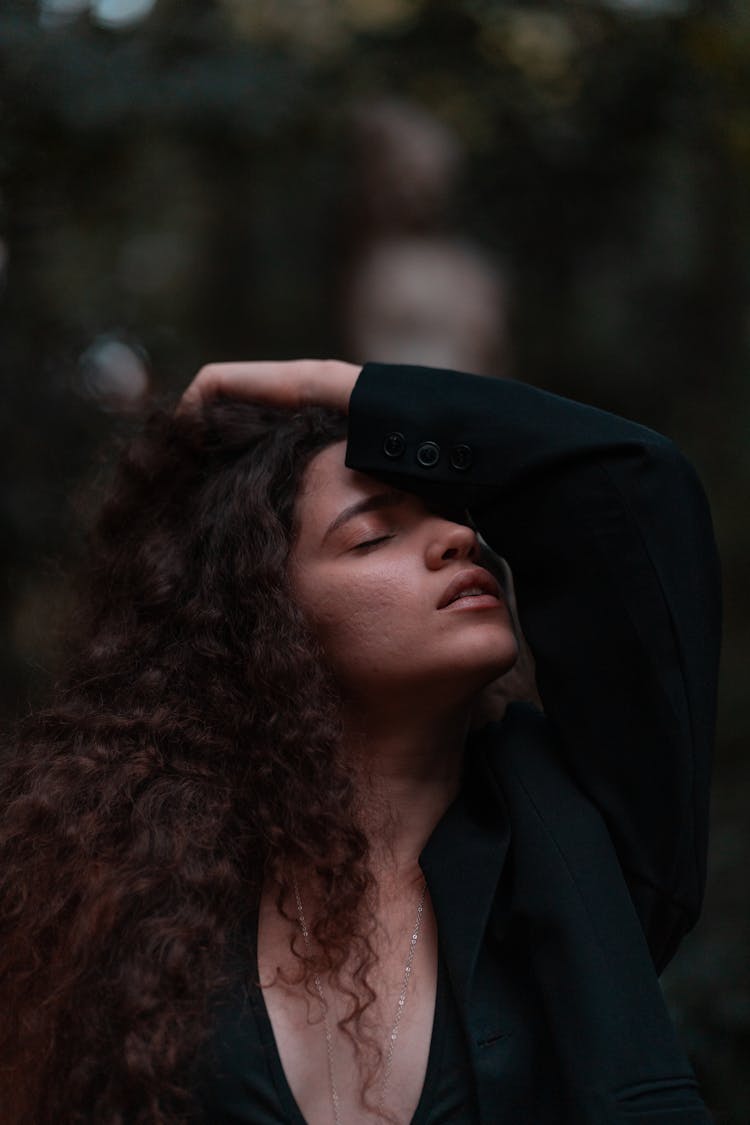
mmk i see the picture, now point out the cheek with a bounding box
[293,568,417,659]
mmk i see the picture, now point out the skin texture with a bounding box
[289,439,518,724]
[258,438,519,1125]
[286,437,519,875]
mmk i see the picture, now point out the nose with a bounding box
[425,516,481,569]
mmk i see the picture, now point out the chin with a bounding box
[463,633,520,679]
[434,654,520,702]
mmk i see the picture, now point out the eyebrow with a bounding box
[322,490,407,543]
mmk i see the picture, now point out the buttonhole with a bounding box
[476,1030,512,1048]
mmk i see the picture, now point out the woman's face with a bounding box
[288,441,518,709]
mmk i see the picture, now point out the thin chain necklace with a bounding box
[292,874,428,1125]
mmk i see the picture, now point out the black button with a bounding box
[383,431,405,458]
[416,441,440,468]
[449,443,473,471]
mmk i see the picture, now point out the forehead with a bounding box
[296,440,383,520]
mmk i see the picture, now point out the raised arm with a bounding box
[179,356,721,960]
[344,362,722,956]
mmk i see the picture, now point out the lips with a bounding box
[437,566,502,610]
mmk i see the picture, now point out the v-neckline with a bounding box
[249,902,447,1125]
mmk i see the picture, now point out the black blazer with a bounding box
[341,361,722,1124]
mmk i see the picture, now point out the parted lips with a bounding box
[437,567,502,610]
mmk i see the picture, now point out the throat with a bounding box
[344,734,468,885]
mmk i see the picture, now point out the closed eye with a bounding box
[353,536,393,550]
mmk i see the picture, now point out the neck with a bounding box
[342,696,471,887]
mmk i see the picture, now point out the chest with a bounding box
[256,883,439,1125]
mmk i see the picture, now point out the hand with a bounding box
[177,359,362,416]
[470,642,542,730]
[470,548,542,730]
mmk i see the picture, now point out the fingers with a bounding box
[177,361,306,416]
[177,359,361,416]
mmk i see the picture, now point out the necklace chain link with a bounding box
[292,875,428,1125]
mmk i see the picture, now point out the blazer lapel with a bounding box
[418,725,511,1015]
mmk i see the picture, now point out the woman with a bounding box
[0,358,721,1124]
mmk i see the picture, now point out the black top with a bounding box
[191,903,481,1123]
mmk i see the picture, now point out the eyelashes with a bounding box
[353,535,394,550]
[350,505,472,552]
[352,511,471,552]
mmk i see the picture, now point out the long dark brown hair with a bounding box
[0,399,386,1123]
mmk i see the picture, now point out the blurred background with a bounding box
[0,0,748,1119]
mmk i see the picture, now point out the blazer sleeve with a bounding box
[345,362,722,961]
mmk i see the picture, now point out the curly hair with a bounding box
[0,399,389,1123]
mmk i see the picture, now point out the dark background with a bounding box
[1,1,748,1120]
